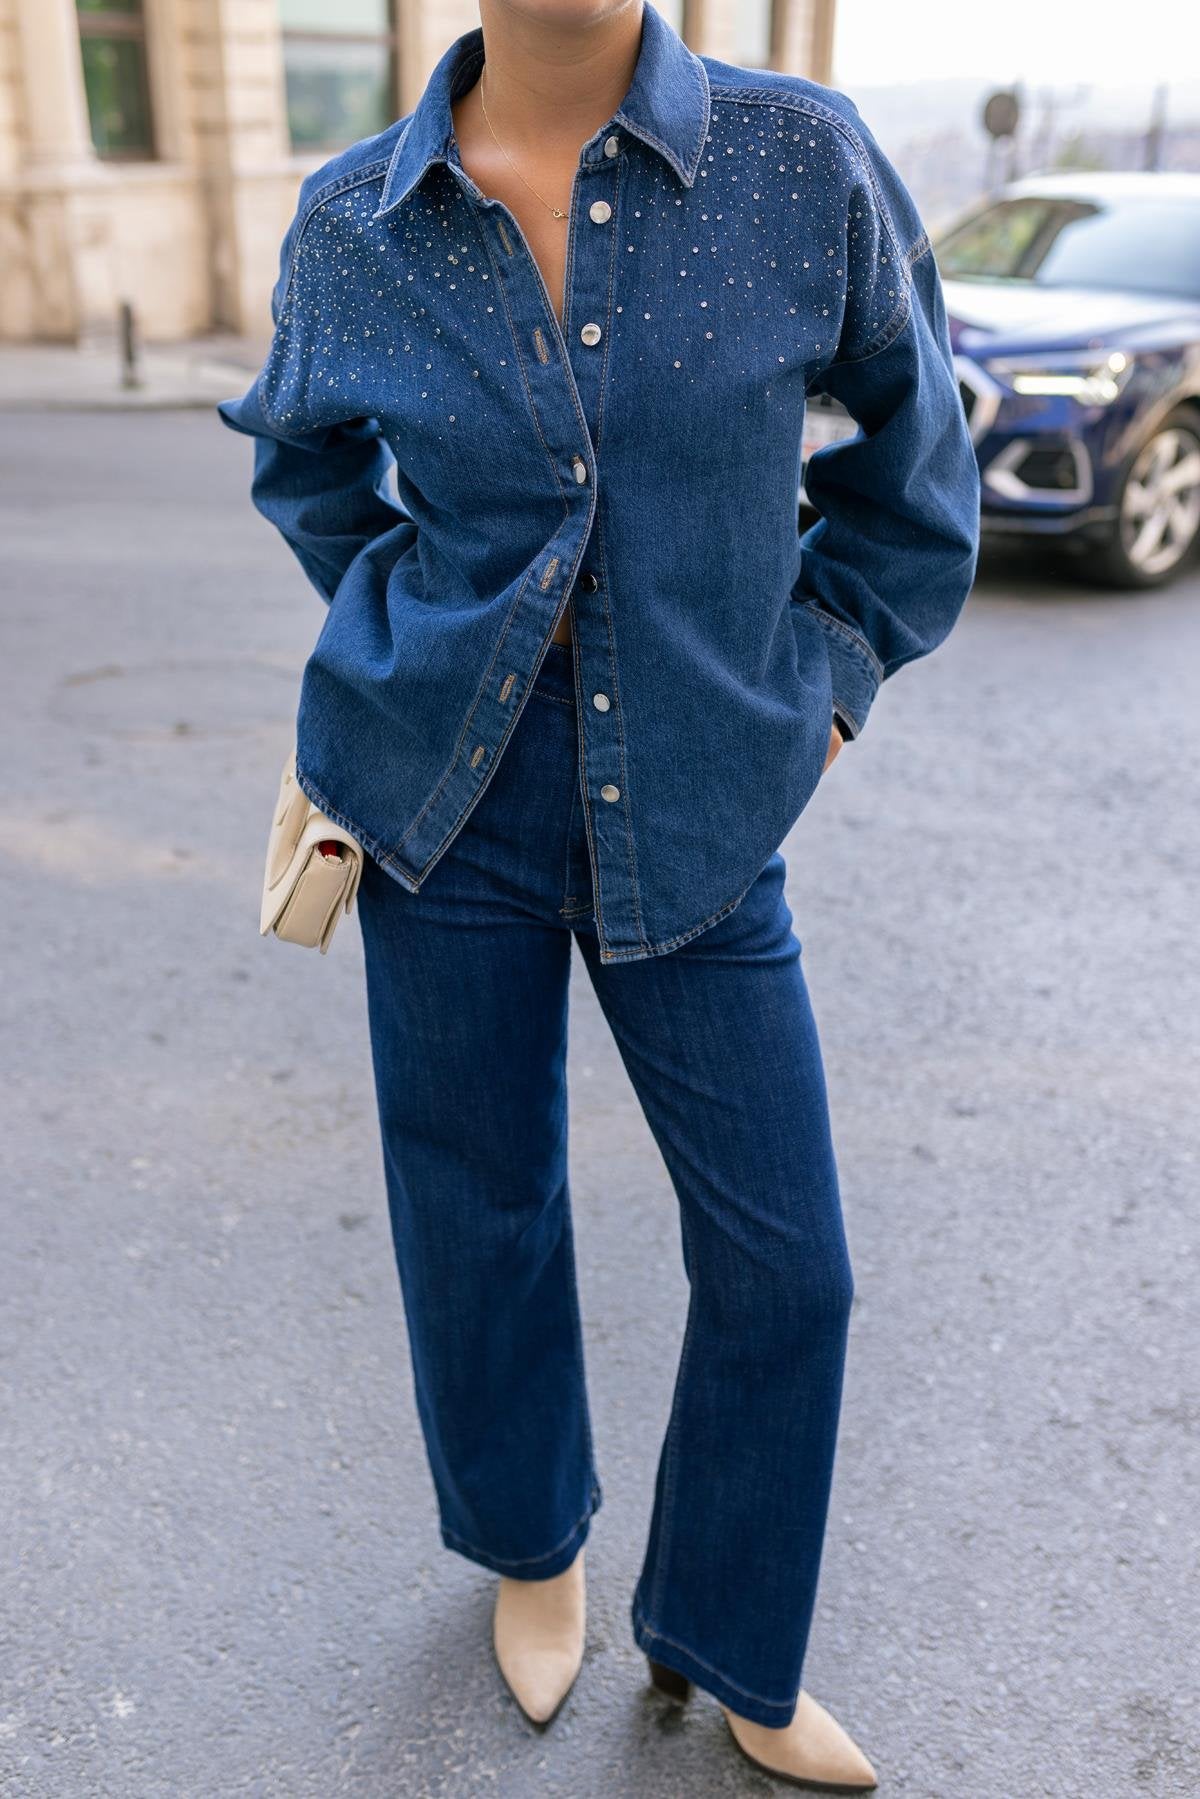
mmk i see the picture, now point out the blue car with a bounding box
[801,171,1200,588]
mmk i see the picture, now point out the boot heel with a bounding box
[647,1656,692,1703]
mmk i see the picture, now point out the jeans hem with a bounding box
[632,1603,799,1727]
[440,1482,601,1579]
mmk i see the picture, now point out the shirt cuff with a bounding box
[803,603,884,740]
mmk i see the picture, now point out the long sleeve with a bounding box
[793,101,981,739]
[216,172,416,606]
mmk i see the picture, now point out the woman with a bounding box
[219,1,980,1787]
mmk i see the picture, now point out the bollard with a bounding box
[119,300,142,391]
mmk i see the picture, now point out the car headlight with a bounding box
[983,349,1134,405]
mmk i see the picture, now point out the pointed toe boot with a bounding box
[492,1546,586,1727]
[720,1691,878,1793]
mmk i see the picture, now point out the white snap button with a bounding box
[580,322,602,346]
[589,200,612,223]
[572,455,587,483]
[600,783,620,802]
[592,692,611,712]
[603,135,619,158]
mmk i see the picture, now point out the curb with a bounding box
[0,342,262,416]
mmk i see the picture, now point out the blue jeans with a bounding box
[354,638,855,1729]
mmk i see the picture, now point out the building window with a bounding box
[281,1,399,153]
[76,0,155,159]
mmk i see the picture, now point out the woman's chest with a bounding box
[272,166,841,510]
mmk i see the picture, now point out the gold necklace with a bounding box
[478,65,567,221]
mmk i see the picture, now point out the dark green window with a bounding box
[281,1,399,153]
[76,0,155,160]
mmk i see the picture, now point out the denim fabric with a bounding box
[218,1,979,964]
[353,637,853,1727]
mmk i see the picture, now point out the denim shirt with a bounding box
[218,1,980,965]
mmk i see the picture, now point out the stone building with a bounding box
[0,0,835,344]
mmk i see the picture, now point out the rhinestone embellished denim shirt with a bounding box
[218,2,980,966]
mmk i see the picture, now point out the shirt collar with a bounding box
[372,2,711,220]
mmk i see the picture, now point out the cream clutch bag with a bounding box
[260,748,364,953]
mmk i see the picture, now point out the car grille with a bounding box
[981,434,1092,505]
[1013,446,1081,490]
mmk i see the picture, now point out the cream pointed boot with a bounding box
[721,1693,878,1793]
[492,1546,586,1726]
[647,1659,876,1793]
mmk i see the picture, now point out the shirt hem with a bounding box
[293,756,759,964]
[591,875,757,964]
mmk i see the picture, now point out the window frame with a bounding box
[76,1,157,162]
[281,3,402,156]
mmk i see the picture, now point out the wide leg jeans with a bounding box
[354,637,855,1729]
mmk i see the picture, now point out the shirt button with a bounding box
[592,692,611,712]
[580,322,602,346]
[600,783,620,802]
[577,571,598,592]
[603,135,619,158]
[572,455,587,483]
[589,199,612,223]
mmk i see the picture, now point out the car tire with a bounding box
[1075,404,1200,590]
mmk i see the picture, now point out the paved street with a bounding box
[2,408,1198,1798]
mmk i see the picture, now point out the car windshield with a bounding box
[935,194,1200,300]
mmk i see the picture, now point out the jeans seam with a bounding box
[633,1609,798,1715]
[560,1193,602,1508]
[597,873,756,964]
[441,1491,595,1572]
[648,1203,698,1623]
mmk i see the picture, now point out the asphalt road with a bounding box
[2,410,1198,1799]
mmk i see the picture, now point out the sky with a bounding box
[832,0,1181,89]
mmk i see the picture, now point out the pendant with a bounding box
[552,207,566,219]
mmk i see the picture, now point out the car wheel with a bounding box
[1079,405,1200,589]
